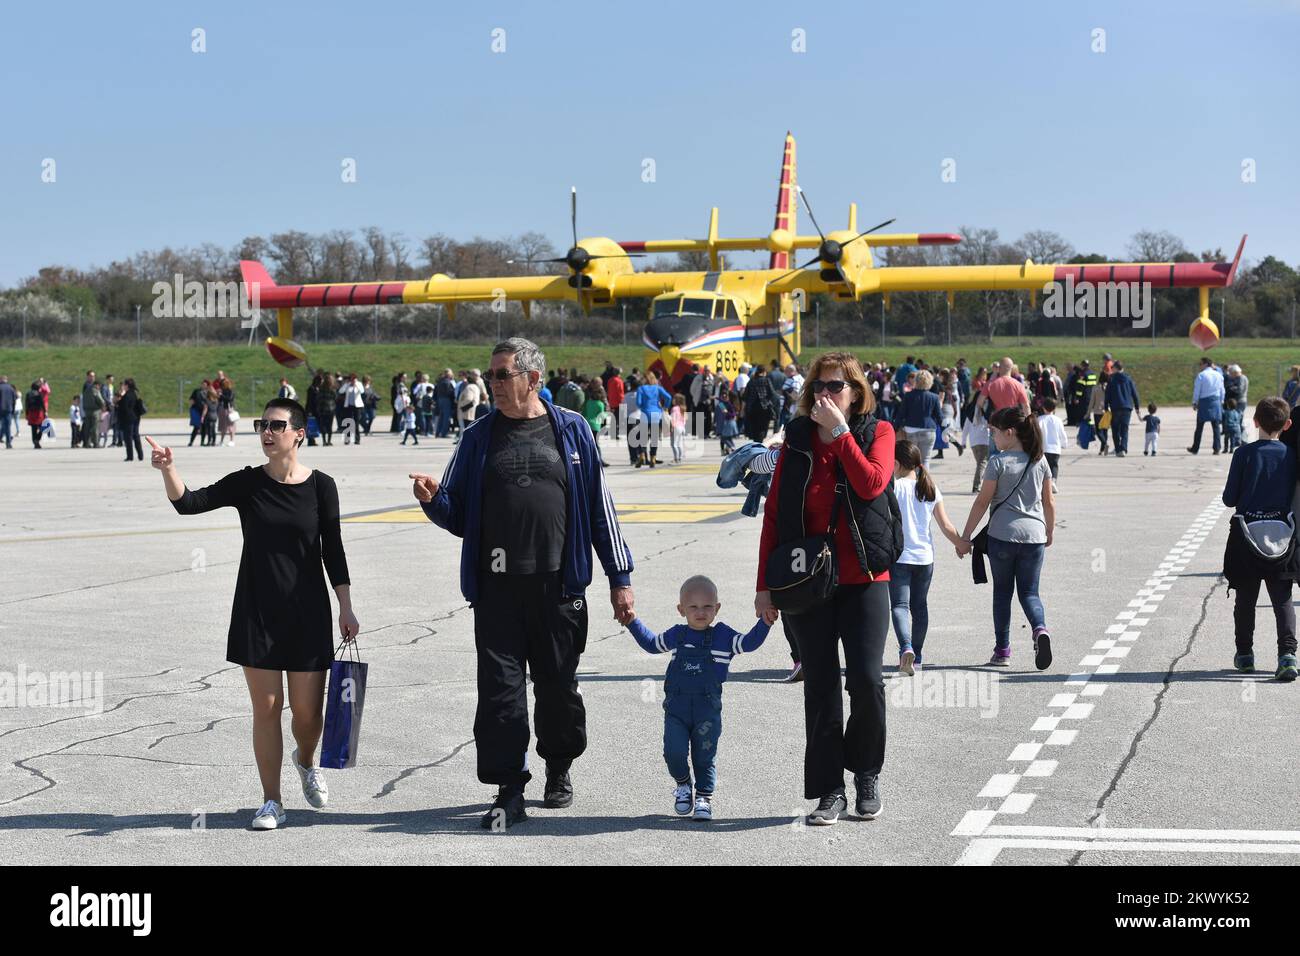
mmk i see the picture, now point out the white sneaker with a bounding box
[251,799,286,830]
[693,794,713,821]
[292,747,328,809]
[673,783,693,816]
[899,649,916,676]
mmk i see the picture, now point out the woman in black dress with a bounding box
[146,397,358,831]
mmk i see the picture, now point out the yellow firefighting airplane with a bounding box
[241,133,1244,387]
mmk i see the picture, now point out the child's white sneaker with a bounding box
[292,747,328,809]
[693,794,713,821]
[251,799,286,830]
[673,783,693,816]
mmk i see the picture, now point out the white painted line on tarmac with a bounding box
[950,499,1228,864]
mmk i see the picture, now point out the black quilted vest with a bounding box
[777,413,903,576]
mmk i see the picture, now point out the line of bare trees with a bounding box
[1,226,1297,346]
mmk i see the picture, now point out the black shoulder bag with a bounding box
[766,466,846,614]
[971,460,1034,585]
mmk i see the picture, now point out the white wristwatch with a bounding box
[830,423,849,439]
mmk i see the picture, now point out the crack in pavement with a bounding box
[1068,576,1225,866]
[639,538,700,561]
[2,721,174,806]
[372,738,475,799]
[147,714,245,750]
[360,606,472,650]
[0,664,238,742]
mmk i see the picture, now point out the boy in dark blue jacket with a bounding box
[627,575,770,820]
[1221,397,1298,681]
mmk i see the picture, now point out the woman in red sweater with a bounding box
[756,352,897,826]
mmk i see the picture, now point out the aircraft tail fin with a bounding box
[769,132,797,269]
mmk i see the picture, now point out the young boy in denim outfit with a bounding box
[626,575,770,820]
[1224,398,1243,453]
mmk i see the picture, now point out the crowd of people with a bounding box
[65,331,1294,836]
[0,352,1284,477]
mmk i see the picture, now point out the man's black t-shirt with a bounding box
[480,412,568,574]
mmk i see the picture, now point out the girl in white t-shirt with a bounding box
[890,437,964,675]
[1035,397,1068,493]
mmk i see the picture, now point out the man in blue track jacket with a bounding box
[410,338,635,830]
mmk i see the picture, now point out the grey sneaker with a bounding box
[806,792,847,826]
[672,783,693,816]
[292,747,328,809]
[853,772,882,820]
[251,799,286,830]
[693,794,713,821]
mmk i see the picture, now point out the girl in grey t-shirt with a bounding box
[957,406,1057,670]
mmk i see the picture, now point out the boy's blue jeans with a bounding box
[889,561,934,661]
[663,692,722,795]
[987,538,1047,648]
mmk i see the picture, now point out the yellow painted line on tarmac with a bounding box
[345,501,739,525]
[616,502,738,523]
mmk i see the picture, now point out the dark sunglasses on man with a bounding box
[488,368,529,382]
[810,380,850,394]
[252,419,295,434]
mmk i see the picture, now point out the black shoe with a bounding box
[806,791,847,826]
[480,786,527,830]
[1186,447,1197,454]
[1034,630,1053,670]
[543,767,573,808]
[853,773,882,819]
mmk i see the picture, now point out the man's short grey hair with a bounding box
[493,337,546,381]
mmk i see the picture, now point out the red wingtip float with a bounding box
[1185,234,1246,351]
[239,260,307,368]
[1189,317,1220,351]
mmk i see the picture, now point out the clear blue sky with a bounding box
[2,0,1297,286]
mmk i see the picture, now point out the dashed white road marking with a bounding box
[953,499,1226,864]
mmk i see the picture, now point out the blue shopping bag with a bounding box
[306,415,320,439]
[1078,420,1093,449]
[321,641,367,769]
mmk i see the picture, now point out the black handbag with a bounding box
[971,461,1035,585]
[766,470,845,614]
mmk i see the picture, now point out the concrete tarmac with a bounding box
[2,407,1296,865]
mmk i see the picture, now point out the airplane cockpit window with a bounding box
[679,297,714,317]
[653,297,681,318]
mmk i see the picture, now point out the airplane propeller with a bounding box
[770,186,895,286]
[540,188,644,308]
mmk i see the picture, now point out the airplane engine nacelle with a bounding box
[572,237,636,304]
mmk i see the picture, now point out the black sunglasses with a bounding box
[253,419,294,434]
[489,368,529,382]
[811,380,850,394]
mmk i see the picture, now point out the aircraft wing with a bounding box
[240,261,576,310]
[769,235,1246,298]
